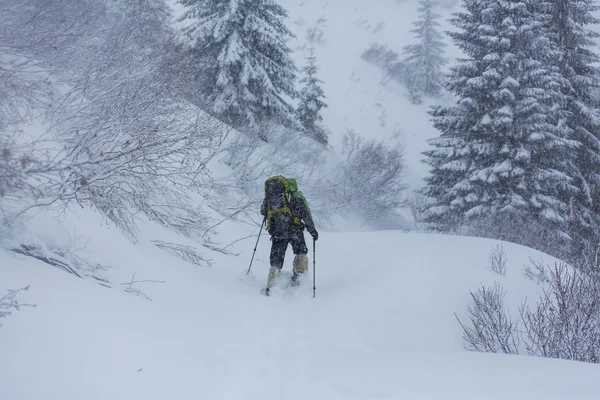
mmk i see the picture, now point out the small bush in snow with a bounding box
[459,259,600,364]
[320,129,407,228]
[361,43,407,87]
[407,191,429,231]
[523,257,550,284]
[577,241,600,278]
[520,262,600,363]
[455,282,520,354]
[489,244,507,276]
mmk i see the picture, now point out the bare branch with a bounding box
[455,282,520,354]
[0,285,37,327]
[489,244,508,276]
[120,270,164,302]
[152,240,214,267]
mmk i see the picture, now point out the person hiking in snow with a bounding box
[260,176,318,294]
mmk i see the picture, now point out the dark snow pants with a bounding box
[270,230,308,269]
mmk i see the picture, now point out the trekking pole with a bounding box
[312,239,316,298]
[246,216,266,275]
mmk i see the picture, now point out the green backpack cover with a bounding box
[286,178,312,219]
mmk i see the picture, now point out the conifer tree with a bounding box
[420,0,578,252]
[402,0,447,99]
[177,0,298,132]
[542,0,600,259]
[296,45,328,145]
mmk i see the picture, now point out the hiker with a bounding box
[260,176,318,294]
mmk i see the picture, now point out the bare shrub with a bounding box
[0,286,36,327]
[0,0,98,130]
[37,6,224,240]
[489,244,507,276]
[0,0,101,202]
[578,241,600,277]
[458,259,600,364]
[523,257,550,284]
[361,43,407,84]
[225,123,324,185]
[455,282,520,354]
[519,262,600,363]
[362,43,400,67]
[328,130,407,228]
[0,0,226,243]
[407,191,429,230]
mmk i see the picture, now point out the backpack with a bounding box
[263,176,301,236]
[287,178,312,220]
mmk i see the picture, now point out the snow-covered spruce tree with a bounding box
[295,47,328,146]
[540,0,600,263]
[402,0,447,100]
[177,0,298,135]
[420,0,578,255]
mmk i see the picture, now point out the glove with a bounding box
[310,230,318,241]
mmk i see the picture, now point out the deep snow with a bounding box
[3,226,600,399]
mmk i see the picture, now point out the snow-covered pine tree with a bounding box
[541,0,600,262]
[402,0,447,100]
[177,0,298,133]
[420,0,579,254]
[295,46,328,146]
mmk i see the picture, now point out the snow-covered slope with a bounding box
[4,2,600,399]
[2,221,600,399]
[281,0,461,189]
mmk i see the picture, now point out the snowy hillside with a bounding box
[3,224,600,399]
[4,1,600,399]
[167,0,461,190]
[280,0,461,189]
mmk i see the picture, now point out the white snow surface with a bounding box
[3,214,600,399]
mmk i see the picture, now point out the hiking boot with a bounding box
[291,272,301,286]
